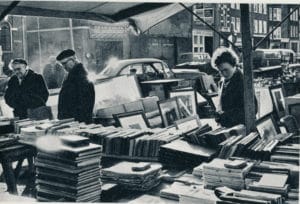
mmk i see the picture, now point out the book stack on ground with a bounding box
[101,161,162,191]
[203,158,254,190]
[214,186,284,204]
[159,139,216,168]
[35,135,102,202]
[185,125,246,148]
[218,132,260,159]
[243,137,279,160]
[246,173,290,196]
[270,144,300,165]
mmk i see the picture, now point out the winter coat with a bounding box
[58,63,95,124]
[4,69,49,119]
[217,69,257,128]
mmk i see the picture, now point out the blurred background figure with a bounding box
[43,56,66,89]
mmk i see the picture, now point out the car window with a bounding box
[119,64,143,75]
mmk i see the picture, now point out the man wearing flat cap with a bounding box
[4,58,49,119]
[56,49,95,124]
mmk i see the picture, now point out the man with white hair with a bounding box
[4,58,49,119]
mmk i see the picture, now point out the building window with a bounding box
[254,20,258,34]
[194,47,199,53]
[263,21,267,34]
[273,27,281,39]
[194,35,198,44]
[273,8,282,21]
[259,20,263,34]
[269,8,273,20]
[290,8,298,21]
[263,5,267,14]
[236,18,240,33]
[193,4,214,25]
[231,17,236,31]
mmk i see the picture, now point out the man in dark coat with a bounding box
[4,58,49,119]
[56,49,95,124]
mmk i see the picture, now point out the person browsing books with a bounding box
[211,47,257,128]
[56,49,95,124]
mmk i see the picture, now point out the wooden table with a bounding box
[0,144,36,195]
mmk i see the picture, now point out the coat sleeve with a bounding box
[74,81,95,124]
[20,75,49,108]
[4,79,21,109]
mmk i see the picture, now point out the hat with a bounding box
[56,49,75,61]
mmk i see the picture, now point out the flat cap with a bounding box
[56,49,75,61]
[12,58,28,66]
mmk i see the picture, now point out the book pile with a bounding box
[270,144,300,165]
[0,116,17,134]
[130,127,181,158]
[101,161,162,191]
[251,161,299,188]
[179,186,221,204]
[246,173,290,196]
[159,139,216,168]
[0,134,18,148]
[192,162,208,178]
[35,135,102,202]
[203,158,253,190]
[218,132,260,159]
[185,124,246,148]
[214,186,284,204]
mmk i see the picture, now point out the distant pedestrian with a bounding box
[43,56,66,89]
[4,58,49,119]
[56,49,95,124]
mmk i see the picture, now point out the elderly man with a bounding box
[56,49,95,124]
[4,58,49,119]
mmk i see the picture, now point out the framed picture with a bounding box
[113,110,149,130]
[269,85,286,119]
[169,89,197,117]
[288,103,300,125]
[158,98,181,127]
[174,115,201,133]
[256,114,280,141]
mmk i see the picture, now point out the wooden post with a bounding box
[240,4,256,134]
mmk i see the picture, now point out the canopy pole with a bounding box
[0,1,19,22]
[240,4,256,134]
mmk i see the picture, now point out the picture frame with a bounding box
[169,89,197,117]
[174,115,201,133]
[158,98,181,127]
[269,84,286,119]
[256,114,280,141]
[113,110,149,130]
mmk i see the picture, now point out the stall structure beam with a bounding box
[240,4,256,134]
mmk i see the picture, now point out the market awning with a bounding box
[0,1,192,33]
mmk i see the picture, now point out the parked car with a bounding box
[253,49,296,69]
[177,52,211,64]
[97,58,174,82]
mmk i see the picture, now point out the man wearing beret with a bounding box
[56,49,95,124]
[4,58,49,119]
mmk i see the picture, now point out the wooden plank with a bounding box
[240,4,256,134]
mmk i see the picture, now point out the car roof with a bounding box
[99,58,165,77]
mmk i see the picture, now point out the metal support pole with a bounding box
[69,18,75,50]
[240,4,256,134]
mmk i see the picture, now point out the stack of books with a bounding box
[185,125,246,148]
[270,144,300,165]
[246,173,289,196]
[0,116,17,134]
[159,139,216,168]
[35,135,102,202]
[101,161,162,191]
[0,134,18,148]
[218,132,259,159]
[214,186,284,204]
[160,182,203,201]
[192,162,208,178]
[203,158,253,190]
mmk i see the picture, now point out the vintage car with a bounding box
[97,58,173,82]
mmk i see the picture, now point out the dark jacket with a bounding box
[217,69,257,128]
[58,63,95,124]
[4,69,49,119]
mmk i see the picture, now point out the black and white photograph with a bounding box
[158,98,181,127]
[169,88,197,117]
[0,1,299,203]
